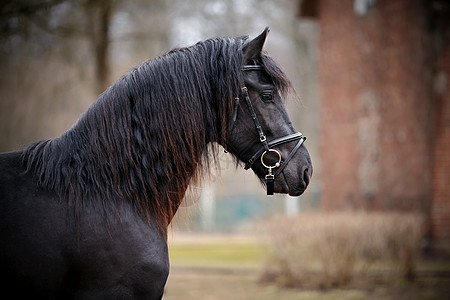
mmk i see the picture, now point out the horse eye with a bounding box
[260,92,274,102]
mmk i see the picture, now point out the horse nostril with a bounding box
[303,168,310,186]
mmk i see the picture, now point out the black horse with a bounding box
[0,28,312,299]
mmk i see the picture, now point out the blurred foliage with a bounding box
[261,212,426,289]
[0,0,172,151]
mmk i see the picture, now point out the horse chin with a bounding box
[250,162,312,196]
[273,179,305,197]
[275,170,308,196]
[288,187,306,197]
[273,179,289,195]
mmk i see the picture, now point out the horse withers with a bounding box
[0,27,312,299]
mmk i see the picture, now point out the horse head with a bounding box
[225,27,313,196]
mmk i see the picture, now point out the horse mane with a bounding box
[22,35,292,233]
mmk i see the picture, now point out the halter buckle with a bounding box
[261,149,281,196]
[265,172,274,181]
[265,170,275,196]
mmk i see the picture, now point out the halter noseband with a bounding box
[236,65,306,195]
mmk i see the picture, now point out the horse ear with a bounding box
[243,27,270,63]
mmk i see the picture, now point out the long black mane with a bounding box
[22,36,291,231]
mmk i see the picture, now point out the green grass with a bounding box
[169,241,266,268]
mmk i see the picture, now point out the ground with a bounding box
[163,233,450,300]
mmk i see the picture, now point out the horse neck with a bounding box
[51,80,214,228]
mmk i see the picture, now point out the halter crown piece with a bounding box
[238,65,306,195]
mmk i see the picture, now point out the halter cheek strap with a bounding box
[237,79,306,195]
[241,87,269,151]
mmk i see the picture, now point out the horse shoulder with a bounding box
[0,151,169,299]
[65,204,169,299]
[0,150,72,297]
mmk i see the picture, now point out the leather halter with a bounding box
[236,65,306,195]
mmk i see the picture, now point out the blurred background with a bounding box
[1,0,449,299]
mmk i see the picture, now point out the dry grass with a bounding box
[261,212,425,289]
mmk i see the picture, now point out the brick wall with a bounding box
[316,0,450,253]
[431,36,450,255]
[318,0,433,211]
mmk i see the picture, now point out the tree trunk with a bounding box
[85,0,115,94]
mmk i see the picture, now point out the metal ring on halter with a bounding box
[260,149,282,169]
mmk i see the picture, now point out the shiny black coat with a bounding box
[0,151,168,299]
